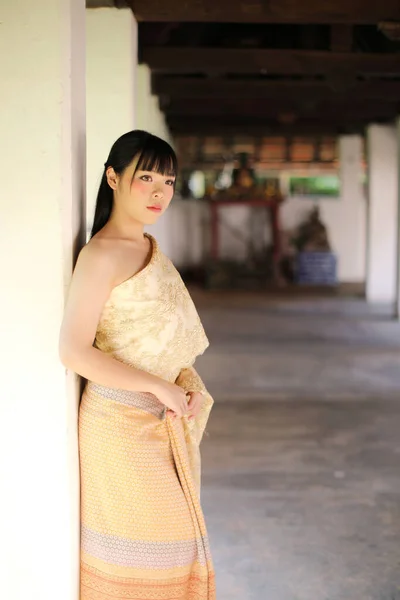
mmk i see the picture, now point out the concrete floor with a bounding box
[193,292,400,600]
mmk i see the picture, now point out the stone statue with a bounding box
[295,206,331,252]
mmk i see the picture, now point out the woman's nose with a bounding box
[153,188,163,198]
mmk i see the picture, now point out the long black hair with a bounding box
[90,130,178,238]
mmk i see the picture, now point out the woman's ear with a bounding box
[106,167,118,191]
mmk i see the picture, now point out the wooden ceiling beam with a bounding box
[142,47,400,76]
[87,0,129,7]
[130,0,400,24]
[330,25,353,52]
[166,112,397,122]
[167,118,367,136]
[153,77,400,100]
[164,99,398,119]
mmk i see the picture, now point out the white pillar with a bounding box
[366,124,399,304]
[396,117,400,317]
[338,135,366,283]
[86,8,138,230]
[136,64,173,145]
[149,95,173,145]
[136,64,152,132]
[0,1,85,599]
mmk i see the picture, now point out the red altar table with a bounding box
[207,196,282,278]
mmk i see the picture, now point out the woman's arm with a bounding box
[59,242,158,392]
[59,242,189,416]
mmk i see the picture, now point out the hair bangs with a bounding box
[135,139,177,178]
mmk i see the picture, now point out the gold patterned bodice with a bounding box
[94,234,209,384]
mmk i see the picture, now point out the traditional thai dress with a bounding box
[79,234,215,599]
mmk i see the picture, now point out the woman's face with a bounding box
[108,160,176,225]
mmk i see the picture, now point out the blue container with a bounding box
[296,251,337,286]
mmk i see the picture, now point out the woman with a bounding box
[59,130,215,600]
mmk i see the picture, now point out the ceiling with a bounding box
[89,0,400,137]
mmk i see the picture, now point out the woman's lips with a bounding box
[147,206,162,213]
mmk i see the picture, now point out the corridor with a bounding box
[195,293,400,600]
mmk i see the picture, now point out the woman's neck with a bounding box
[103,214,145,242]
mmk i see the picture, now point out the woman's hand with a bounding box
[152,380,189,417]
[186,392,204,421]
[163,390,205,421]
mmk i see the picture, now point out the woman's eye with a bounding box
[140,175,152,182]
[166,179,175,186]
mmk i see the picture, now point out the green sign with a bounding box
[289,175,340,198]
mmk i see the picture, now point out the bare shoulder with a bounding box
[75,233,152,288]
[74,236,120,283]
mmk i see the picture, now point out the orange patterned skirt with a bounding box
[79,382,215,600]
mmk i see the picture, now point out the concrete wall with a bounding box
[0,1,86,599]
[161,198,206,268]
[86,8,137,230]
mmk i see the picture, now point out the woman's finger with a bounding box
[167,409,178,419]
[187,395,197,409]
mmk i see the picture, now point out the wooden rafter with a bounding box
[330,25,353,52]
[166,117,370,136]
[141,47,400,76]
[130,0,400,24]
[164,97,398,118]
[153,77,400,101]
